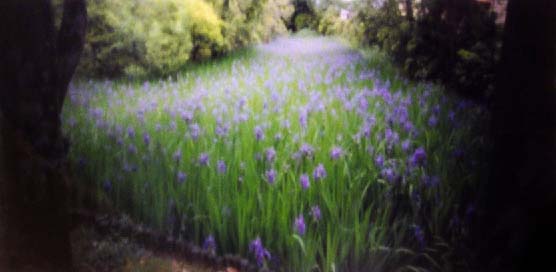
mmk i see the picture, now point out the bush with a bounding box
[78,0,223,77]
[317,7,345,35]
[294,13,315,30]
[251,0,294,42]
[78,0,145,77]
[340,0,500,101]
[76,0,293,77]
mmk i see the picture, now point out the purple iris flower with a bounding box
[266,169,277,184]
[181,110,193,123]
[127,126,135,138]
[254,126,264,141]
[128,144,137,154]
[310,205,322,222]
[465,204,476,223]
[199,153,209,166]
[433,104,440,115]
[448,111,456,123]
[217,160,227,174]
[449,216,461,230]
[330,146,343,160]
[189,123,200,140]
[381,168,396,183]
[411,147,427,167]
[423,175,440,188]
[299,109,308,129]
[215,122,229,137]
[143,133,150,146]
[385,128,394,143]
[403,121,414,133]
[173,149,182,162]
[313,164,327,181]
[294,215,306,236]
[375,155,384,168]
[177,171,186,184]
[361,122,372,138]
[358,96,369,113]
[413,225,425,249]
[453,148,464,159]
[401,139,410,152]
[102,179,112,192]
[265,147,276,163]
[249,237,271,267]
[299,143,314,158]
[300,174,310,190]
[203,235,217,253]
[428,115,438,127]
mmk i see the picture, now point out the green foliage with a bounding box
[294,13,316,30]
[79,0,213,76]
[289,0,321,31]
[78,0,145,76]
[330,0,501,101]
[317,6,348,35]
[220,0,253,51]
[138,0,193,74]
[78,0,294,77]
[251,0,295,42]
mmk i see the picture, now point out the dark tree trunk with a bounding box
[404,0,414,21]
[0,0,87,271]
[478,0,556,271]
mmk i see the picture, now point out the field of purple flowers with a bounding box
[63,35,487,271]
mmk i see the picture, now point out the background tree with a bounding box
[403,0,414,21]
[479,0,555,271]
[0,0,87,270]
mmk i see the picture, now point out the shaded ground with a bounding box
[71,226,221,272]
[70,212,244,272]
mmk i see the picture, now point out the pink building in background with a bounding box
[477,0,507,25]
[340,9,352,21]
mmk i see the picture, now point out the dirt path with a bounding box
[72,224,239,272]
[70,211,249,272]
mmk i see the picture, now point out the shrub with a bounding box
[338,0,500,101]
[317,7,345,35]
[76,0,293,77]
[78,0,223,77]
[294,13,314,30]
[251,0,294,42]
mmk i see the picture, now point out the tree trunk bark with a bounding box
[479,0,556,271]
[0,0,87,270]
[405,0,414,21]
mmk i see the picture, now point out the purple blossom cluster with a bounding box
[299,143,314,158]
[265,147,276,163]
[300,174,310,190]
[203,235,217,253]
[313,164,327,181]
[294,214,306,235]
[199,153,209,166]
[217,160,227,174]
[177,171,186,184]
[249,237,271,267]
[330,146,343,160]
[310,205,322,222]
[411,147,427,167]
[266,169,277,184]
